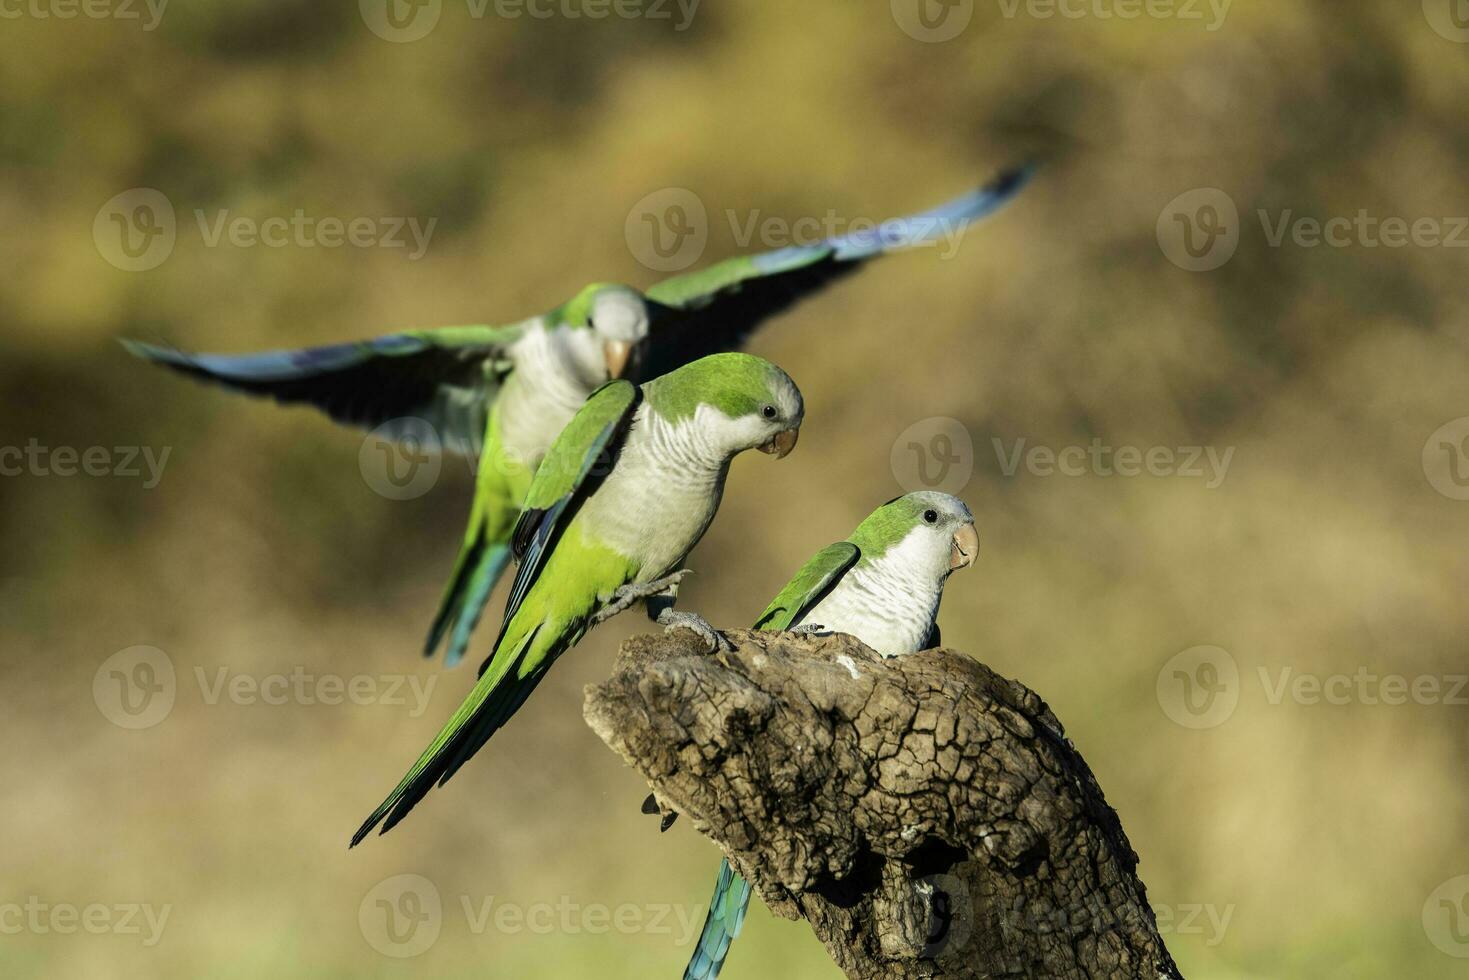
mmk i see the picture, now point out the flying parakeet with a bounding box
[681,491,979,980]
[122,167,1030,666]
[350,352,803,846]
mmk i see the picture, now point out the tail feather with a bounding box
[425,539,512,667]
[683,859,753,980]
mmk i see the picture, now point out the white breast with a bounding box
[577,404,731,582]
[799,530,944,658]
[496,321,607,464]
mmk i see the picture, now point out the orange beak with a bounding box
[604,340,634,379]
[759,427,799,459]
[950,522,979,571]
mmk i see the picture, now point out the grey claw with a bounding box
[658,610,731,653]
[792,623,828,635]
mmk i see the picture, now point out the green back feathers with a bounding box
[753,542,860,631]
[643,352,795,424]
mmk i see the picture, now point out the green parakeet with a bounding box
[122,167,1029,666]
[681,491,979,980]
[350,352,803,846]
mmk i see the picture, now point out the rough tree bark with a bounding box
[583,629,1183,980]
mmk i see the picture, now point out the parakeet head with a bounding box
[561,283,651,380]
[850,491,978,578]
[644,352,803,460]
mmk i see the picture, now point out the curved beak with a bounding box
[950,522,979,571]
[603,340,634,380]
[759,427,799,459]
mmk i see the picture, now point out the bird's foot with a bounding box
[791,623,828,635]
[657,608,733,653]
[592,570,693,626]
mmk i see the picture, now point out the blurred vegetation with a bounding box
[3,1,1468,978]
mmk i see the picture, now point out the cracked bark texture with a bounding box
[584,630,1183,980]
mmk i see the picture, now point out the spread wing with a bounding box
[122,323,526,455]
[641,165,1033,379]
[752,541,861,632]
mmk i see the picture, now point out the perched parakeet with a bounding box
[681,491,978,980]
[350,352,803,846]
[122,167,1030,666]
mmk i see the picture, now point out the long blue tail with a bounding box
[683,858,753,980]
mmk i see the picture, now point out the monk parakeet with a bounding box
[122,167,1029,666]
[349,352,803,846]
[681,491,978,980]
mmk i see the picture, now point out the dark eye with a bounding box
[923,509,939,524]
[761,404,777,420]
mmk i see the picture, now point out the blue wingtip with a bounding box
[828,161,1036,261]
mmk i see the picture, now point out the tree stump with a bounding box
[583,629,1183,980]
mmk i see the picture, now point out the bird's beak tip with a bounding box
[761,427,799,459]
[950,523,979,570]
[604,340,634,380]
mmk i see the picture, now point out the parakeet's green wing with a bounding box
[752,541,860,631]
[499,379,642,641]
[349,380,640,847]
[121,323,524,455]
[641,165,1033,380]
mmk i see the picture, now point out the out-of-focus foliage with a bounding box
[2,2,1467,977]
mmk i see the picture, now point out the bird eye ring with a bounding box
[761,404,777,420]
[923,509,939,524]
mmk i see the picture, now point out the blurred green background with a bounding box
[4,1,1469,977]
